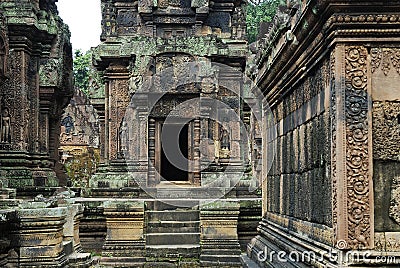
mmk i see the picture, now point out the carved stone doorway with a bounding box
[152,118,197,185]
[158,121,189,182]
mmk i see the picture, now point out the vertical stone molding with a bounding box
[61,204,84,252]
[101,200,145,265]
[331,45,374,250]
[200,201,241,267]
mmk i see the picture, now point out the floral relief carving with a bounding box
[370,47,400,75]
[372,102,400,160]
[330,48,338,245]
[370,47,381,74]
[344,46,372,249]
[389,175,400,226]
[381,48,392,75]
[390,48,400,74]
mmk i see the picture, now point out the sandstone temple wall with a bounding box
[0,0,73,189]
[246,0,400,267]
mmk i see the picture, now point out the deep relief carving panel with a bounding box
[332,45,373,250]
[389,175,400,226]
[372,101,400,160]
[39,58,60,86]
[344,46,372,249]
[371,47,400,76]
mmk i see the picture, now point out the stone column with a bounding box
[101,200,145,265]
[8,206,68,267]
[200,200,242,267]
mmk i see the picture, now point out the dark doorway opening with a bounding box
[160,123,188,181]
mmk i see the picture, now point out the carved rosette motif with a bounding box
[332,45,373,250]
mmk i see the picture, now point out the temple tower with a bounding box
[91,0,253,196]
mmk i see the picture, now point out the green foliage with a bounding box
[73,49,104,96]
[65,148,100,188]
[246,0,281,43]
[73,50,92,94]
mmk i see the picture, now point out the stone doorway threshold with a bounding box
[156,181,196,188]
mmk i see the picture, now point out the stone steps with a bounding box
[147,210,200,222]
[145,201,201,260]
[146,244,200,259]
[147,220,199,233]
[146,232,200,245]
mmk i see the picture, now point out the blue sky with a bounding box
[57,0,102,53]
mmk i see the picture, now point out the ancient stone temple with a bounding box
[0,1,93,267]
[0,0,73,189]
[59,88,100,187]
[244,0,400,267]
[76,0,261,266]
[2,0,400,267]
[91,0,250,191]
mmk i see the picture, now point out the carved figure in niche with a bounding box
[119,120,129,151]
[61,114,74,135]
[129,75,142,95]
[1,108,11,143]
[220,129,230,150]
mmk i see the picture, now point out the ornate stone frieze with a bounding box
[325,14,400,29]
[371,47,400,76]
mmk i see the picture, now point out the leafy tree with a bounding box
[73,49,92,94]
[65,148,100,188]
[246,0,281,43]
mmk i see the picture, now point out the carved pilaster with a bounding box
[148,118,156,186]
[193,118,201,185]
[331,44,374,250]
[105,64,130,161]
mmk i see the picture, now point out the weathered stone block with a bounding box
[200,201,241,267]
[101,200,145,265]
